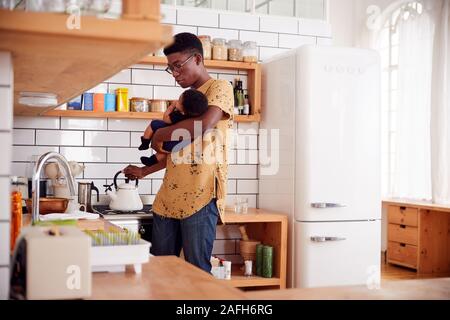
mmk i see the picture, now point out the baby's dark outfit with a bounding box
[139,110,191,167]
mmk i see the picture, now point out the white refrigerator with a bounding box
[259,45,381,288]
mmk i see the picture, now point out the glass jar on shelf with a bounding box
[198,35,212,60]
[227,39,243,62]
[243,41,258,63]
[212,38,228,61]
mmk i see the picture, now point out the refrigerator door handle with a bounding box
[311,203,346,208]
[310,236,347,242]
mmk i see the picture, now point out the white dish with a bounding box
[90,239,152,274]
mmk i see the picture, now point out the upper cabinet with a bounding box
[0,0,172,116]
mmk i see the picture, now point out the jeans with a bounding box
[151,199,219,273]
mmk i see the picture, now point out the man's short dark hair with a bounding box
[163,33,204,58]
[182,89,208,117]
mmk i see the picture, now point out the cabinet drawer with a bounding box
[387,241,418,268]
[388,205,418,227]
[388,223,418,246]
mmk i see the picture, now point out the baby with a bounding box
[138,89,209,167]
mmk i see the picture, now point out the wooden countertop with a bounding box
[91,256,450,300]
[90,256,247,300]
[245,278,450,300]
[223,207,288,223]
[383,198,450,213]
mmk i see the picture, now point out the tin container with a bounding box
[82,93,94,111]
[93,93,104,112]
[115,88,129,112]
[104,93,116,112]
[150,100,168,112]
[256,244,263,276]
[262,245,273,278]
[130,98,149,112]
[67,95,82,110]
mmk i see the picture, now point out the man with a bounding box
[123,33,234,273]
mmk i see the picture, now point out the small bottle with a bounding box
[236,80,244,115]
[223,261,232,280]
[243,94,250,115]
[10,177,23,253]
[231,81,239,115]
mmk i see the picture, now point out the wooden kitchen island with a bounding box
[91,256,247,300]
[90,256,450,300]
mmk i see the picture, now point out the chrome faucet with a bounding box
[31,152,76,224]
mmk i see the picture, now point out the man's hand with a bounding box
[123,165,145,180]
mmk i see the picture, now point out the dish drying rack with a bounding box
[85,230,152,274]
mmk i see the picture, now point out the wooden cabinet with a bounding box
[221,208,288,290]
[0,1,171,116]
[387,205,420,269]
[385,200,450,275]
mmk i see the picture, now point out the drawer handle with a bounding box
[400,206,406,210]
[400,243,406,247]
[400,225,406,229]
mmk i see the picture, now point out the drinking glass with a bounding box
[234,196,248,214]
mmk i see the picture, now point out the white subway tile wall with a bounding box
[219,12,260,31]
[1,51,12,299]
[0,87,13,131]
[10,8,330,267]
[177,8,219,28]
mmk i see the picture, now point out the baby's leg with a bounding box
[141,152,167,167]
[139,120,167,151]
[143,123,154,140]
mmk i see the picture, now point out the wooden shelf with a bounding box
[0,3,172,116]
[140,55,259,70]
[220,264,281,288]
[222,208,288,290]
[42,109,260,122]
[139,55,262,122]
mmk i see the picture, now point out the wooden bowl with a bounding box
[240,240,261,262]
[25,197,69,215]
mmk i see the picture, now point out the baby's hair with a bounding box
[181,89,208,117]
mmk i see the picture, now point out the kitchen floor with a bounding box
[381,263,450,282]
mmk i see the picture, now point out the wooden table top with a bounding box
[90,256,247,300]
[245,278,450,300]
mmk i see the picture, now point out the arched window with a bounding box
[378,1,428,198]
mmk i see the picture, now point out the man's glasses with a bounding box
[165,54,195,75]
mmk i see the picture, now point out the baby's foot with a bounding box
[138,136,151,150]
[140,155,158,167]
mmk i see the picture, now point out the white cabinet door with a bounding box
[294,220,381,288]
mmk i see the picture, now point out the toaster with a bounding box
[10,226,91,300]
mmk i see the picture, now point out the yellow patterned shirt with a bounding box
[152,79,234,223]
